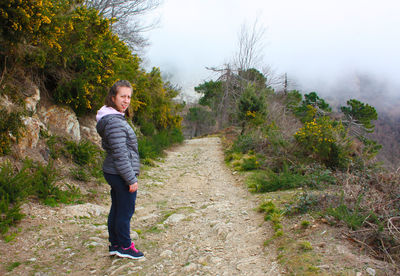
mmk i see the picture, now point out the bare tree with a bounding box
[83,0,161,51]
[233,19,266,71]
[261,65,282,88]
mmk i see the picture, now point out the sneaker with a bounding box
[116,242,144,259]
[109,245,119,256]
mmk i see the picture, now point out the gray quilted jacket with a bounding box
[96,114,140,185]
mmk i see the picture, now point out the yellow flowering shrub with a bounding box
[1,0,183,145]
[50,7,136,115]
[133,67,182,131]
[0,0,73,50]
[294,116,350,168]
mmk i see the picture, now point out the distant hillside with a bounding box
[371,112,400,169]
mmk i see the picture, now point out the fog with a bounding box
[144,0,400,109]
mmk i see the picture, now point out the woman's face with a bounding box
[112,86,132,113]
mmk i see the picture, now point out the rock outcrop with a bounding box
[39,105,81,142]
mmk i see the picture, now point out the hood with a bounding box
[96,106,125,138]
[96,105,124,122]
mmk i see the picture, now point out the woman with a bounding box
[96,80,144,259]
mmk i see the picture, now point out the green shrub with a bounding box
[258,201,284,237]
[26,160,82,206]
[1,158,84,235]
[262,122,289,153]
[326,204,367,230]
[138,128,184,159]
[285,90,302,110]
[63,139,104,182]
[70,167,90,182]
[0,161,29,234]
[240,155,259,171]
[326,195,367,230]
[65,139,100,166]
[248,169,307,193]
[44,134,62,159]
[299,241,313,251]
[231,133,257,153]
[284,192,320,215]
[6,261,21,272]
[294,92,332,122]
[0,109,25,156]
[140,121,156,136]
[294,116,351,169]
[300,220,311,228]
[306,168,336,188]
[259,201,279,221]
[26,160,60,202]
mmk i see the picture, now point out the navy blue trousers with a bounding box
[103,172,137,248]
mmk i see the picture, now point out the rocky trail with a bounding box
[0,137,281,275]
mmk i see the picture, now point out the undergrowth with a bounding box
[139,127,184,160]
[221,90,399,269]
[246,164,335,193]
[0,159,81,235]
[0,108,25,156]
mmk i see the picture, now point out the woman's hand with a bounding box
[129,182,138,193]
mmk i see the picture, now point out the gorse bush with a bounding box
[0,0,71,48]
[240,155,259,171]
[50,7,135,115]
[1,0,183,138]
[294,117,351,168]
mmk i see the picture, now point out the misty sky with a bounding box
[144,0,400,103]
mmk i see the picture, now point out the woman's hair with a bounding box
[105,80,132,117]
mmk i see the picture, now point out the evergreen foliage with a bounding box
[237,85,266,124]
[341,99,378,133]
[294,92,332,122]
[195,80,223,108]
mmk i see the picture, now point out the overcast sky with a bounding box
[144,0,400,105]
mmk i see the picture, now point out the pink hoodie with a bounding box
[96,105,125,122]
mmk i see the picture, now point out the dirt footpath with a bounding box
[134,137,280,275]
[0,137,280,275]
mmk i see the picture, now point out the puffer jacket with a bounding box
[96,113,140,185]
